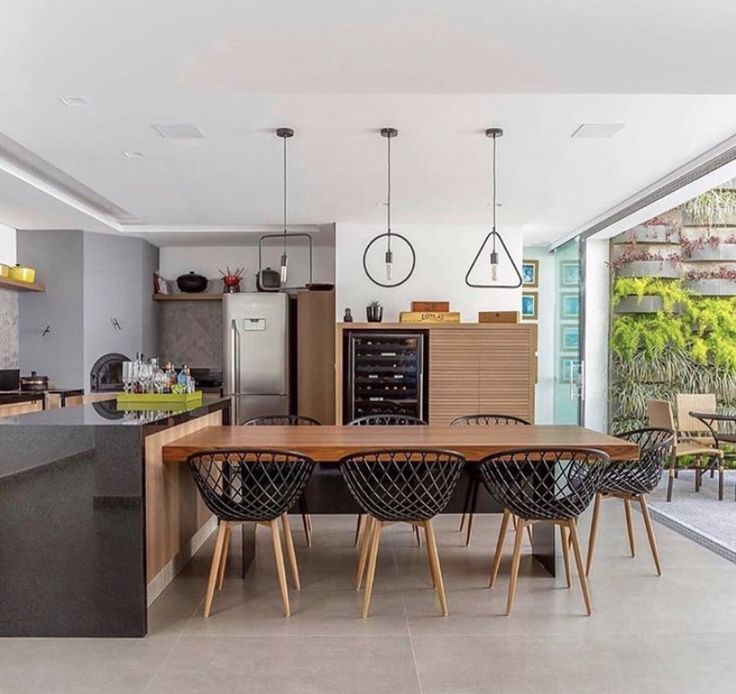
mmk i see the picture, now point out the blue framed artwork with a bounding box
[561,262,580,286]
[561,325,580,350]
[522,259,539,287]
[560,293,580,319]
[521,292,538,320]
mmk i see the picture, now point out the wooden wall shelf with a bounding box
[0,276,45,293]
[153,293,223,302]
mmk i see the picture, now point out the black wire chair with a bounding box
[340,448,465,617]
[451,414,531,546]
[586,427,674,578]
[479,447,609,616]
[241,414,321,546]
[347,413,428,546]
[188,449,315,618]
[242,414,321,426]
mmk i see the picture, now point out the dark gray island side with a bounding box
[0,395,230,637]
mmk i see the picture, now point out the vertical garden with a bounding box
[609,186,736,431]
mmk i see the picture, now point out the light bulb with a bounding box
[280,253,288,284]
[490,250,499,282]
[385,248,393,281]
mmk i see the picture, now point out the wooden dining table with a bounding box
[162,424,638,577]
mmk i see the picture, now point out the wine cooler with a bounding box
[343,330,428,423]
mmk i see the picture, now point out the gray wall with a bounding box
[19,231,84,389]
[158,301,222,369]
[18,230,159,391]
[0,289,19,369]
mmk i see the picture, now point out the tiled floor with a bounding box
[2,506,735,693]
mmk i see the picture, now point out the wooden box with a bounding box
[411,301,450,312]
[478,311,519,324]
[400,311,461,323]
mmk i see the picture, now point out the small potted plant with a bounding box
[366,300,383,322]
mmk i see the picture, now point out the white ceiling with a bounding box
[2,1,736,246]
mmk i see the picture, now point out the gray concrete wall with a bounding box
[0,289,19,369]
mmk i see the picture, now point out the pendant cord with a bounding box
[387,132,392,253]
[283,134,287,253]
[491,133,497,253]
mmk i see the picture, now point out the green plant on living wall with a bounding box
[611,277,689,312]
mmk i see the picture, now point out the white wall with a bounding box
[158,227,336,292]
[335,224,523,322]
[523,246,555,424]
[584,238,610,432]
[0,224,16,265]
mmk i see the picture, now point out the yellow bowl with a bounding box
[0,264,8,278]
[9,265,36,283]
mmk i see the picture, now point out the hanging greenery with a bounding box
[683,189,736,225]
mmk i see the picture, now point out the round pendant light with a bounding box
[363,127,416,288]
[464,127,523,289]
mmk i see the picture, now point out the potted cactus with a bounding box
[366,300,383,322]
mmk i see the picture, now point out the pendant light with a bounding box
[362,127,416,288]
[464,127,522,289]
[277,127,293,284]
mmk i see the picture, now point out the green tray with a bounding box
[116,391,203,405]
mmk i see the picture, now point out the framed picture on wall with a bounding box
[561,325,580,351]
[561,262,580,286]
[522,259,539,287]
[521,292,538,320]
[560,292,580,319]
[560,357,580,383]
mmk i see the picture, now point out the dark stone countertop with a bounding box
[0,394,230,427]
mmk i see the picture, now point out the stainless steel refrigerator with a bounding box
[223,293,290,425]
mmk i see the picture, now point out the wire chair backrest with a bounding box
[479,447,609,521]
[340,449,465,522]
[188,449,315,522]
[602,428,674,495]
[242,414,321,426]
[347,414,427,426]
[451,414,530,426]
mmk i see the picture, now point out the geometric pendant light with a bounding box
[276,127,293,284]
[465,127,523,289]
[362,127,416,288]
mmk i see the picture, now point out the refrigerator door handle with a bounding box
[230,318,241,391]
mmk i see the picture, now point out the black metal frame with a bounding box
[257,232,313,291]
[362,232,416,288]
[242,414,321,426]
[348,414,426,426]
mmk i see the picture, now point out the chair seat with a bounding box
[676,440,723,459]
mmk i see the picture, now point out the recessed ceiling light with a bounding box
[151,123,205,139]
[59,96,88,107]
[571,123,625,138]
[123,151,146,159]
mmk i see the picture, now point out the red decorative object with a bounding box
[220,266,244,293]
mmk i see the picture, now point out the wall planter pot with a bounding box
[683,279,736,296]
[616,225,680,245]
[684,244,736,262]
[616,260,680,278]
[614,296,682,314]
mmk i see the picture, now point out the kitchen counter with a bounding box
[0,391,44,406]
[0,394,230,637]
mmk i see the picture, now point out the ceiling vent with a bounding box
[59,96,88,107]
[571,123,625,139]
[151,123,205,139]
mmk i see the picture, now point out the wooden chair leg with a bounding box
[489,509,511,588]
[216,523,231,590]
[568,519,592,615]
[585,492,602,576]
[361,520,383,618]
[355,516,375,590]
[560,524,571,589]
[637,495,662,576]
[204,522,228,617]
[413,523,422,547]
[623,497,636,558]
[505,518,526,616]
[465,479,480,547]
[270,519,291,617]
[281,514,301,590]
[424,519,448,616]
[458,478,474,531]
[354,514,365,547]
[718,462,724,501]
[423,522,438,589]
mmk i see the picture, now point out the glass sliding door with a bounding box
[553,237,584,425]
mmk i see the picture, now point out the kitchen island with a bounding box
[0,394,230,637]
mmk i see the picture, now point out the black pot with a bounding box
[176,271,208,293]
[366,305,383,322]
[21,371,49,392]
